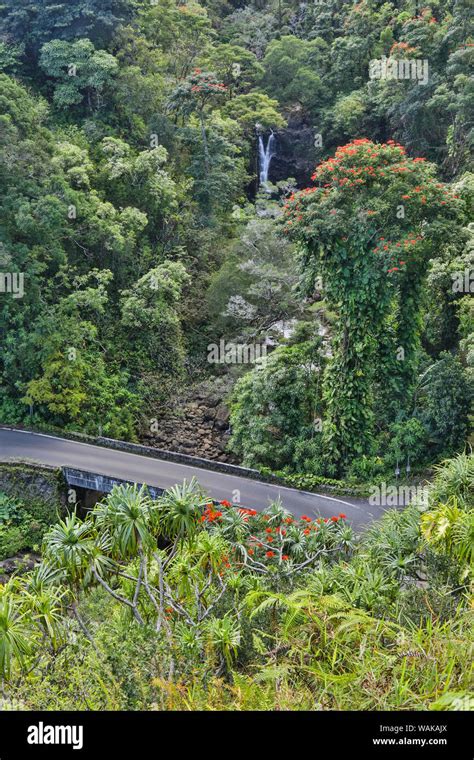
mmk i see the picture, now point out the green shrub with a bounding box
[229,334,325,471]
[416,353,472,458]
[347,455,387,481]
[429,453,474,508]
[0,492,53,559]
[0,525,24,559]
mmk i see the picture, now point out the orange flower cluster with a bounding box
[199,496,349,570]
[307,139,410,192]
[238,507,258,518]
[201,502,223,523]
[190,80,226,94]
[389,41,419,57]
[373,234,424,272]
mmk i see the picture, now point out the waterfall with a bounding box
[258,131,276,187]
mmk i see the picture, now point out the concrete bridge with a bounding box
[63,467,164,502]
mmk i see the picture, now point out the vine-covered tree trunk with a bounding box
[393,273,425,404]
[321,246,390,475]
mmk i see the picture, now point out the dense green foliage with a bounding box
[0,492,54,560]
[0,453,472,710]
[0,0,471,477]
[230,327,326,470]
[281,138,469,472]
[0,0,472,713]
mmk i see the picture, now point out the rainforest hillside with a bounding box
[0,0,472,479]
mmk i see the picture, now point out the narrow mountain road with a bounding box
[0,428,381,529]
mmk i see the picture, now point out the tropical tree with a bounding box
[230,332,326,472]
[39,39,119,111]
[285,139,462,472]
[119,262,190,398]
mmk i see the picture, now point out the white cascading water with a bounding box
[258,131,276,186]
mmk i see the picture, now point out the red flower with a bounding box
[220,500,232,508]
[331,516,339,523]
[282,555,290,561]
[339,513,346,519]
[240,508,257,517]
[266,551,275,558]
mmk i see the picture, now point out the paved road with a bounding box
[0,428,379,529]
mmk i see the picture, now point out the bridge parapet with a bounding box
[63,468,163,500]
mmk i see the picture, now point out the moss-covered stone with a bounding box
[0,462,66,523]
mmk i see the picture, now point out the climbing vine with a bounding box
[284,139,461,473]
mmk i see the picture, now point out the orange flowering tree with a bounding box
[201,499,354,577]
[284,139,461,473]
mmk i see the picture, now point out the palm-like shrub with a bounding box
[93,484,156,558]
[429,453,474,509]
[204,614,241,673]
[21,583,67,647]
[191,531,231,575]
[158,478,208,541]
[42,513,96,585]
[421,497,474,581]
[0,590,32,681]
[219,507,251,543]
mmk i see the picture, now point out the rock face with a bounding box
[0,462,65,522]
[0,552,40,585]
[268,109,317,188]
[140,376,238,463]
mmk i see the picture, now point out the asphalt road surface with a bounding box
[0,428,381,529]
